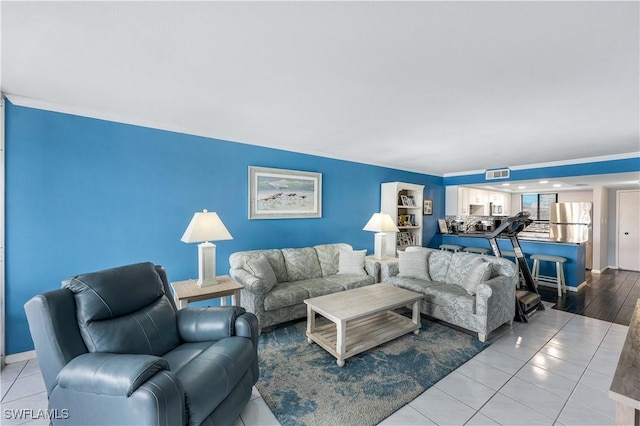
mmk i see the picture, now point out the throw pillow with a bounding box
[246,255,278,293]
[337,250,367,276]
[459,259,492,295]
[398,251,429,280]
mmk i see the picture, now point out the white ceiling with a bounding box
[2,1,639,181]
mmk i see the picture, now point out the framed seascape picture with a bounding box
[249,166,322,219]
[423,199,433,215]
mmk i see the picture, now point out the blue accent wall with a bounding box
[4,101,444,354]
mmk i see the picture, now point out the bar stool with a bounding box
[439,244,462,253]
[531,254,567,297]
[463,247,490,255]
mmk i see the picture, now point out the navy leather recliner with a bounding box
[24,262,259,425]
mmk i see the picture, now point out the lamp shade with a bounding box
[181,209,233,243]
[363,213,399,233]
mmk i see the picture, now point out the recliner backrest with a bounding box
[62,262,180,356]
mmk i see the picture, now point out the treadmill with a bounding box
[466,211,545,322]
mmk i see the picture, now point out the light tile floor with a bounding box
[1,307,627,425]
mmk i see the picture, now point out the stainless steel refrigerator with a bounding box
[549,202,593,269]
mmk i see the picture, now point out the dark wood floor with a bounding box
[537,269,640,326]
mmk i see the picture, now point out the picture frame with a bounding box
[400,195,409,206]
[249,166,322,219]
[423,199,433,215]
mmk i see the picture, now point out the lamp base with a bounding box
[196,277,218,287]
[196,242,218,287]
[372,232,387,260]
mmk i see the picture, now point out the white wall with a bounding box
[591,186,608,272]
[558,190,593,203]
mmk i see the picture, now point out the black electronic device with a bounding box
[465,211,545,322]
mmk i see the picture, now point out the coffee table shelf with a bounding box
[307,311,419,364]
[304,283,423,367]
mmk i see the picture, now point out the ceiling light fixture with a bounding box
[553,184,562,188]
[539,180,549,184]
[518,186,526,189]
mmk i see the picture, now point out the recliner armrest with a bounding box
[57,353,169,397]
[177,306,247,342]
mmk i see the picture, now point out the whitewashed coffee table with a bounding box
[304,283,423,367]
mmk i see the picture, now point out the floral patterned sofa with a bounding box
[381,247,517,342]
[229,243,378,333]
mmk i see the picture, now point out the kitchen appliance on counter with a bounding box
[550,202,593,269]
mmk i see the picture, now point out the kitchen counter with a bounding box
[454,232,583,245]
[441,234,587,290]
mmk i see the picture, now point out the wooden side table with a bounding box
[170,275,243,309]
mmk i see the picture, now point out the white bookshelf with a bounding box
[381,182,424,256]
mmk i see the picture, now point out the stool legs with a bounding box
[532,259,540,289]
[533,258,566,296]
[556,261,566,296]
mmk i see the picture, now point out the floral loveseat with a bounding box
[229,243,378,332]
[381,247,517,341]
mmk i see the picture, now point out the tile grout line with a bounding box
[462,312,582,425]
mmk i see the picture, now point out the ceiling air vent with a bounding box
[485,168,510,180]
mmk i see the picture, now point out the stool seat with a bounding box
[463,247,490,255]
[439,244,462,252]
[531,254,568,297]
[531,254,567,264]
[501,250,516,258]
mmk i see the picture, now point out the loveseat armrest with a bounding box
[177,306,248,342]
[57,353,169,397]
[364,259,381,281]
[381,260,400,282]
[230,268,274,295]
[475,275,516,330]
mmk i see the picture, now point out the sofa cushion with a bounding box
[387,278,475,313]
[487,256,518,278]
[446,252,486,285]
[426,250,453,282]
[398,251,429,280]
[263,282,310,311]
[246,255,278,293]
[297,278,345,298]
[324,274,376,290]
[314,243,353,276]
[406,247,452,281]
[229,249,288,283]
[459,259,492,295]
[282,248,323,281]
[337,249,367,276]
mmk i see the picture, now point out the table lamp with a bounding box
[181,209,233,287]
[363,212,399,259]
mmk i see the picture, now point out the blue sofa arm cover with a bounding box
[177,306,247,342]
[57,353,169,397]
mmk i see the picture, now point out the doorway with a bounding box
[617,190,640,271]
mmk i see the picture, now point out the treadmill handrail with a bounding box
[485,211,533,239]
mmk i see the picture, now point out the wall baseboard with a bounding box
[5,350,36,364]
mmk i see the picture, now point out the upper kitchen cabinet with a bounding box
[445,186,511,217]
[468,188,489,206]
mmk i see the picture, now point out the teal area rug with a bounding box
[256,316,489,426]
